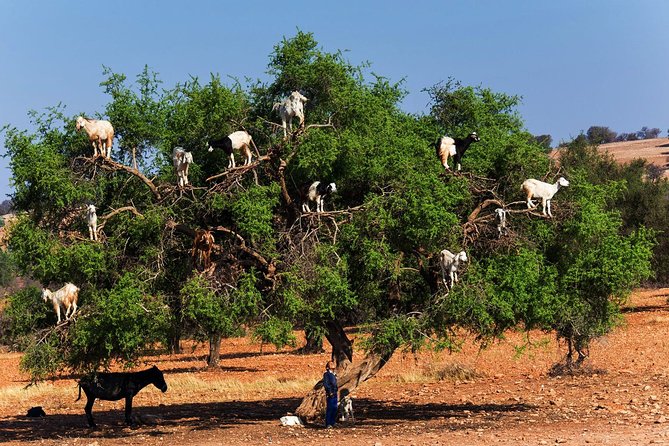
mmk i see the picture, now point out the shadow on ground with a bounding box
[0,398,534,442]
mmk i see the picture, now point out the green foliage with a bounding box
[0,250,16,287]
[1,287,47,349]
[67,274,168,372]
[252,316,296,352]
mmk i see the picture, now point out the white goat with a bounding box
[521,177,570,218]
[86,204,98,241]
[208,131,253,169]
[75,116,114,158]
[299,181,337,213]
[172,147,193,187]
[42,283,80,324]
[495,208,508,238]
[439,249,468,291]
[273,91,308,138]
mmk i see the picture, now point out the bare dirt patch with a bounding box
[2,289,669,445]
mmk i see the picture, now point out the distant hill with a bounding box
[552,138,669,179]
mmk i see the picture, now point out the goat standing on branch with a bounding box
[86,204,98,241]
[172,147,193,187]
[75,116,114,159]
[42,283,79,324]
[192,229,215,270]
[521,177,570,218]
[495,207,508,238]
[208,131,253,169]
[439,249,468,291]
[299,181,337,213]
[273,91,308,138]
[435,132,480,171]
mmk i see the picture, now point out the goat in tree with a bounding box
[86,204,98,241]
[208,131,253,169]
[299,181,337,213]
[521,177,570,218]
[76,116,114,158]
[42,283,80,324]
[439,249,468,291]
[273,91,308,138]
[435,132,480,171]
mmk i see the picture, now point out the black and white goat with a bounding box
[435,132,480,171]
[494,208,509,238]
[439,249,468,291]
[207,130,253,169]
[299,181,337,213]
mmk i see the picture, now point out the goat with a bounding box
[42,283,79,324]
[439,249,468,291]
[208,130,253,169]
[172,147,194,187]
[192,229,215,270]
[86,204,98,241]
[26,406,47,417]
[299,181,337,213]
[435,132,480,171]
[521,177,570,218]
[76,365,167,427]
[273,91,308,138]
[338,394,354,422]
[75,116,114,159]
[495,208,508,238]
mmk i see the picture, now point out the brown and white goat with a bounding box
[42,283,80,323]
[76,116,114,158]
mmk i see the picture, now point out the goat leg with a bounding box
[125,396,134,425]
[85,397,96,427]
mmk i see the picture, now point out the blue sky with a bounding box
[1,0,668,200]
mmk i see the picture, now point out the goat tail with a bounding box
[272,102,281,112]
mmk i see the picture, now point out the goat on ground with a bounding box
[339,394,354,422]
[521,177,570,218]
[439,249,468,291]
[86,204,98,241]
[208,131,253,168]
[192,229,215,270]
[273,91,308,138]
[75,116,114,158]
[435,132,480,171]
[42,283,79,324]
[299,181,337,213]
[495,208,508,238]
[76,365,167,427]
[172,147,194,187]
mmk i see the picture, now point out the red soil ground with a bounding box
[2,289,669,445]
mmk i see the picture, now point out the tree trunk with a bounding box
[300,328,324,354]
[295,349,395,420]
[295,318,394,420]
[207,333,221,367]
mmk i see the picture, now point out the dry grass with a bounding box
[394,362,482,383]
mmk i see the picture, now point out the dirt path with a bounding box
[2,289,669,445]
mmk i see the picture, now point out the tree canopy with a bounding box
[0,31,655,417]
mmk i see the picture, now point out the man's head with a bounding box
[326,361,335,371]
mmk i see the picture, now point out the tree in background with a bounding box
[0,32,655,420]
[533,134,553,151]
[586,126,617,144]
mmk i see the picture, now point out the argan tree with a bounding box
[1,31,654,421]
